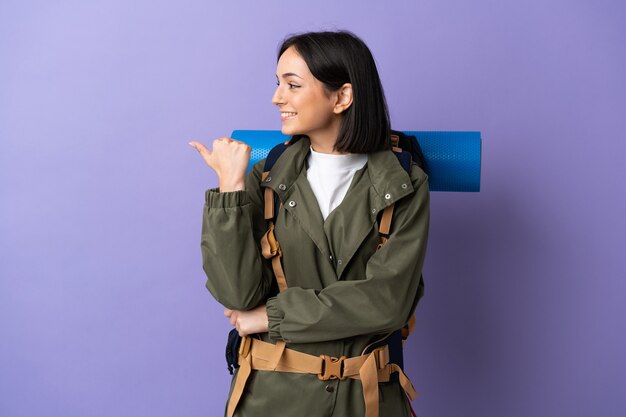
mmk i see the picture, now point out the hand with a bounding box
[224,304,269,337]
[189,137,251,191]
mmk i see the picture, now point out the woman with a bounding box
[190,30,429,417]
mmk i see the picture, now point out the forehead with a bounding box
[276,46,311,79]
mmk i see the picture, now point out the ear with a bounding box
[333,83,353,114]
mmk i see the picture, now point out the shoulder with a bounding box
[378,149,429,190]
[248,158,267,182]
[409,162,429,190]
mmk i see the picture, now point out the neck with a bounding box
[310,142,346,154]
[307,115,349,154]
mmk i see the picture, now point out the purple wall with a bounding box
[1,1,625,416]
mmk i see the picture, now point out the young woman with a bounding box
[190,30,429,417]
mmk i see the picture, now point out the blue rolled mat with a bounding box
[231,130,481,192]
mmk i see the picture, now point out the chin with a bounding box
[281,125,303,137]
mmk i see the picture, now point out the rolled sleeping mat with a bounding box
[231,130,481,192]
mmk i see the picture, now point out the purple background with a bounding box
[1,1,625,416]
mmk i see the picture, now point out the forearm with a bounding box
[266,249,425,343]
[201,188,272,309]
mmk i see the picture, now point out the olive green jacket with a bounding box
[201,136,430,417]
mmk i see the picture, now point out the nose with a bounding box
[272,84,284,107]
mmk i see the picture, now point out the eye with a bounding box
[275,81,299,89]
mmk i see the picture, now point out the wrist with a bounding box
[219,180,245,192]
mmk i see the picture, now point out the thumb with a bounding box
[189,140,211,156]
[188,140,212,162]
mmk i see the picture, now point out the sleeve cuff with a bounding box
[266,296,284,341]
[204,188,249,208]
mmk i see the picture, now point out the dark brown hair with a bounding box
[277,30,391,153]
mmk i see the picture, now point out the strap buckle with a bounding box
[238,336,252,357]
[318,355,347,381]
[261,222,282,259]
[373,346,389,369]
[266,223,281,255]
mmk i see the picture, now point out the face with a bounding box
[272,46,340,140]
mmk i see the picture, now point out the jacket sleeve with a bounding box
[265,168,430,344]
[200,160,274,310]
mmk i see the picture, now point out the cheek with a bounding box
[294,91,334,125]
[311,104,334,125]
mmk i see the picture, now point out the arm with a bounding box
[201,161,274,310]
[265,169,430,344]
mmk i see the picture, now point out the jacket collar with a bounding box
[260,135,414,208]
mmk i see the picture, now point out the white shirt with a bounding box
[305,145,368,221]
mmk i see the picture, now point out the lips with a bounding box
[281,112,297,121]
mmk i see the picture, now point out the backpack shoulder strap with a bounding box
[262,135,303,176]
[378,135,423,343]
[263,140,291,174]
[259,139,295,293]
[262,141,290,220]
[376,136,412,249]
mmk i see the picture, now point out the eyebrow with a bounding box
[275,72,304,80]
